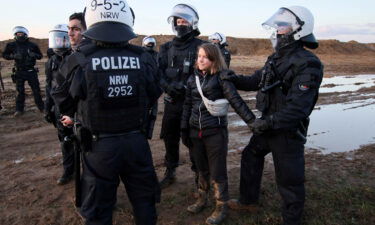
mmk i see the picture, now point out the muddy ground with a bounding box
[0,55,374,225]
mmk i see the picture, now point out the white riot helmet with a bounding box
[167,3,199,37]
[142,36,156,47]
[262,6,318,49]
[49,24,71,50]
[83,0,136,43]
[13,26,29,41]
[208,32,227,46]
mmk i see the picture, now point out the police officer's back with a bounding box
[2,26,44,116]
[59,1,161,224]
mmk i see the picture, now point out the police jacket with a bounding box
[158,31,206,101]
[55,42,162,134]
[219,45,231,67]
[181,69,255,132]
[45,50,72,113]
[2,40,42,70]
[144,49,158,65]
[228,41,323,132]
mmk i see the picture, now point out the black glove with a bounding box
[219,69,237,82]
[248,117,272,135]
[181,129,192,148]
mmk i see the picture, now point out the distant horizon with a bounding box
[1,0,374,43]
[1,34,374,44]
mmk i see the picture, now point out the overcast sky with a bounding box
[1,0,374,43]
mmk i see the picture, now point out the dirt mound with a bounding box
[1,35,375,57]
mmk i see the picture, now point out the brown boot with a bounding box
[227,199,258,212]
[205,201,228,225]
[187,189,207,213]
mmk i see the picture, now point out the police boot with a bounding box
[159,168,176,189]
[187,188,208,213]
[205,200,228,225]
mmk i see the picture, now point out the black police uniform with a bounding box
[56,42,162,225]
[158,31,206,173]
[219,44,231,68]
[2,39,44,112]
[144,47,158,65]
[45,51,74,180]
[224,41,323,225]
[181,69,255,202]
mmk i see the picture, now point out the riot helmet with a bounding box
[49,24,71,56]
[13,26,29,42]
[208,32,227,46]
[142,36,156,51]
[83,0,136,43]
[262,6,318,49]
[167,3,199,38]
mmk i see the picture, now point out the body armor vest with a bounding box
[77,45,148,133]
[165,38,203,85]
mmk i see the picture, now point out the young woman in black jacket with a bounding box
[181,43,255,224]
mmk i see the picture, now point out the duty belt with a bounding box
[92,130,141,141]
[15,67,36,72]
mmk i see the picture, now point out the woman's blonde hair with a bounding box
[195,43,228,74]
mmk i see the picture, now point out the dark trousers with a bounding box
[55,110,74,177]
[160,101,195,171]
[15,70,44,112]
[190,128,229,201]
[80,132,159,225]
[239,132,306,225]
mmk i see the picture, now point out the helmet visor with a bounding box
[13,26,29,36]
[262,8,300,33]
[167,4,197,26]
[143,37,156,46]
[49,31,70,49]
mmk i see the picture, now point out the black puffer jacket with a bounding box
[181,69,255,131]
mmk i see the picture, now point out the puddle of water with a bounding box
[307,98,375,153]
[228,98,375,154]
[320,74,375,93]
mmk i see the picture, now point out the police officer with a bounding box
[142,36,158,63]
[208,32,231,67]
[221,6,324,225]
[44,24,74,185]
[58,1,162,224]
[2,26,44,116]
[158,3,206,188]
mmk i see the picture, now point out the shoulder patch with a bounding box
[299,83,310,91]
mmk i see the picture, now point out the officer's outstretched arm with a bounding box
[221,76,255,123]
[220,69,262,91]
